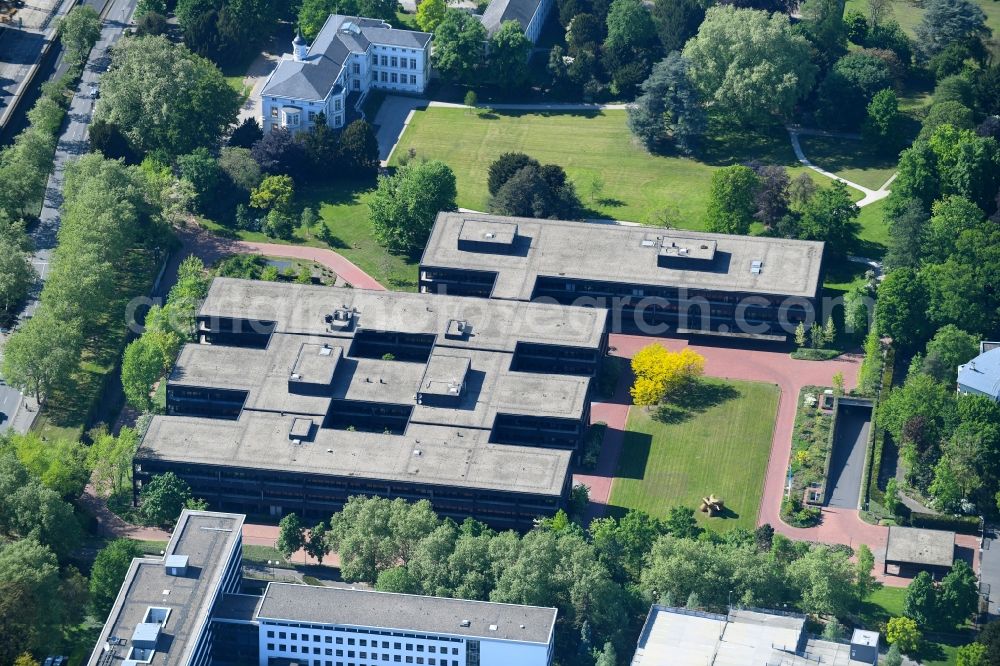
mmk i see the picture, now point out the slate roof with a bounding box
[481,0,545,34]
[958,347,1000,400]
[261,15,431,101]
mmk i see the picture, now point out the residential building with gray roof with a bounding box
[261,15,431,134]
[480,0,554,43]
[135,278,609,529]
[958,345,1000,402]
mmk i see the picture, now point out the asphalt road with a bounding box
[825,404,873,510]
[0,0,138,433]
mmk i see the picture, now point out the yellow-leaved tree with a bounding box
[630,344,706,406]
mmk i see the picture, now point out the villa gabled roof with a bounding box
[958,347,1000,399]
[480,0,545,34]
[261,15,431,101]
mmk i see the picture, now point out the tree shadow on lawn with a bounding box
[697,117,798,167]
[653,381,740,425]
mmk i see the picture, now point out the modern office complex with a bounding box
[631,605,879,666]
[248,583,556,666]
[90,510,558,666]
[135,278,608,528]
[87,510,245,666]
[261,15,431,134]
[420,213,826,341]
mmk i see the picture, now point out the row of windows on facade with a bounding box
[366,55,419,69]
[170,480,563,508]
[265,630,461,648]
[264,645,460,665]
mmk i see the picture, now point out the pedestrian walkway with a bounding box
[787,127,895,207]
[233,240,386,291]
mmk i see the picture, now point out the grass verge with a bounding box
[608,378,779,531]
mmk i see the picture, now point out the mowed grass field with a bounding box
[390,107,839,227]
[846,0,1000,46]
[798,136,898,191]
[608,378,780,532]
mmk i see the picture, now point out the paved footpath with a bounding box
[233,240,386,291]
[787,127,896,207]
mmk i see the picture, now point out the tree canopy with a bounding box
[369,160,457,253]
[96,35,240,157]
[683,6,816,124]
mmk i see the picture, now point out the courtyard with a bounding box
[608,378,780,532]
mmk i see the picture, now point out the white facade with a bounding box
[261,16,431,135]
[257,620,553,666]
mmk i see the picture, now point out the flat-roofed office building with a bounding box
[87,510,245,666]
[89,510,558,666]
[254,583,556,666]
[135,278,609,528]
[419,213,825,342]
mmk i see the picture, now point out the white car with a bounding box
[87,83,99,99]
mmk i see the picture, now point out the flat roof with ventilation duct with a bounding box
[421,212,825,301]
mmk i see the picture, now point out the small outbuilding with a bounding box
[883,526,956,577]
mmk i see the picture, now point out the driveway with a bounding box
[824,403,872,510]
[982,528,1000,618]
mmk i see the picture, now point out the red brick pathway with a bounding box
[581,334,919,583]
[233,241,386,291]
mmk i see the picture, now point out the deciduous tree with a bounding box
[89,539,144,617]
[705,165,759,235]
[630,344,705,405]
[58,5,101,66]
[488,21,531,90]
[886,616,921,653]
[96,36,240,157]
[369,160,457,253]
[138,472,194,526]
[416,0,447,31]
[432,10,486,84]
[1,309,83,405]
[683,6,816,124]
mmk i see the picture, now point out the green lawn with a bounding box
[845,0,1000,52]
[390,107,840,226]
[856,197,890,250]
[861,586,969,666]
[798,136,898,190]
[608,378,780,532]
[201,180,421,290]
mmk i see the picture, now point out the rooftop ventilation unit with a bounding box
[445,319,470,340]
[750,260,763,274]
[460,620,471,627]
[325,307,355,331]
[164,554,188,576]
[457,220,518,254]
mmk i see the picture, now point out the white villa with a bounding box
[260,15,432,134]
